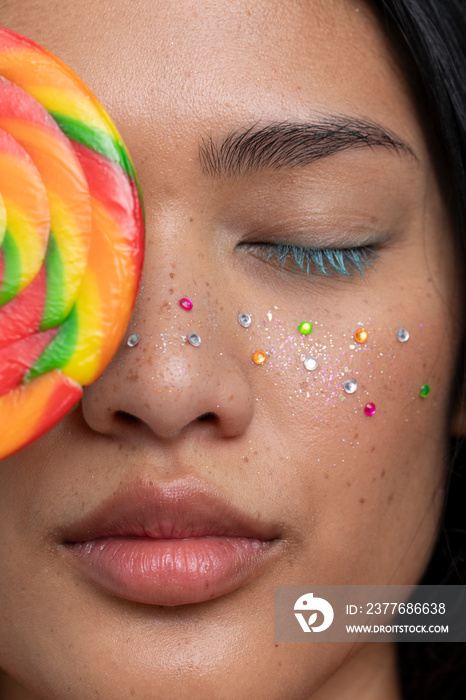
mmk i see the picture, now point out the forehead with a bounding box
[1,0,425,160]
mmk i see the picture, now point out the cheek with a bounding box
[243,298,454,584]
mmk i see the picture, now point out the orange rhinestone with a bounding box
[253,350,267,365]
[354,328,368,344]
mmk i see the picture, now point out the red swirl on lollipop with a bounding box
[0,28,144,460]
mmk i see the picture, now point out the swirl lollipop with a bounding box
[0,28,144,460]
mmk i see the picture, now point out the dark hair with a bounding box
[369,1,466,697]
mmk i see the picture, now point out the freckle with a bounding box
[275,643,279,648]
[243,456,249,463]
[346,481,352,487]
[229,395,234,401]
[388,493,394,504]
[254,450,258,455]
[371,445,376,453]
[359,497,366,504]
[354,433,359,440]
[169,287,174,294]
[381,469,386,478]
[324,473,329,479]
[189,217,194,222]
[169,272,175,279]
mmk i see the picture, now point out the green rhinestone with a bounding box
[420,384,430,398]
[298,321,313,335]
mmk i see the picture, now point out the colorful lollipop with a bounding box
[0,28,144,459]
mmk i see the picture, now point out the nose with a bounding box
[80,240,255,443]
[81,341,254,441]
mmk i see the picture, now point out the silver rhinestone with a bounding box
[396,327,409,343]
[188,333,201,347]
[343,378,358,394]
[127,334,140,347]
[238,313,252,328]
[303,356,318,371]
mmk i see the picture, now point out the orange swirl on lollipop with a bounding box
[0,28,144,460]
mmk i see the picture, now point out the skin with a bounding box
[0,0,463,698]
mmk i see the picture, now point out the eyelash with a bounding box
[248,242,376,278]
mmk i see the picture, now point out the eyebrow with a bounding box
[198,116,417,178]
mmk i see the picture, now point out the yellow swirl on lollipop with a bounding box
[0,28,144,460]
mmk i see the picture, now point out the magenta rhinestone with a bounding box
[364,402,376,417]
[179,297,193,311]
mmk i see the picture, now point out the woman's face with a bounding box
[0,0,461,698]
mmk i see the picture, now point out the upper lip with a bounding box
[61,478,280,544]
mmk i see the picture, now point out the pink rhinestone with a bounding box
[364,402,376,417]
[179,297,193,311]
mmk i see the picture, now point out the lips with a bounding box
[61,479,280,606]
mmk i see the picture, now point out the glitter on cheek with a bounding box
[256,315,356,420]
[250,312,422,433]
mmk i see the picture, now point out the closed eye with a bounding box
[241,242,377,278]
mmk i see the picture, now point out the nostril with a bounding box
[113,410,142,424]
[197,412,216,422]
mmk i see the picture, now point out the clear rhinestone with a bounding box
[396,327,409,343]
[343,378,357,394]
[238,313,252,328]
[303,356,318,371]
[127,334,140,347]
[188,333,201,347]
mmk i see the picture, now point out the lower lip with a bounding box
[67,536,273,606]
